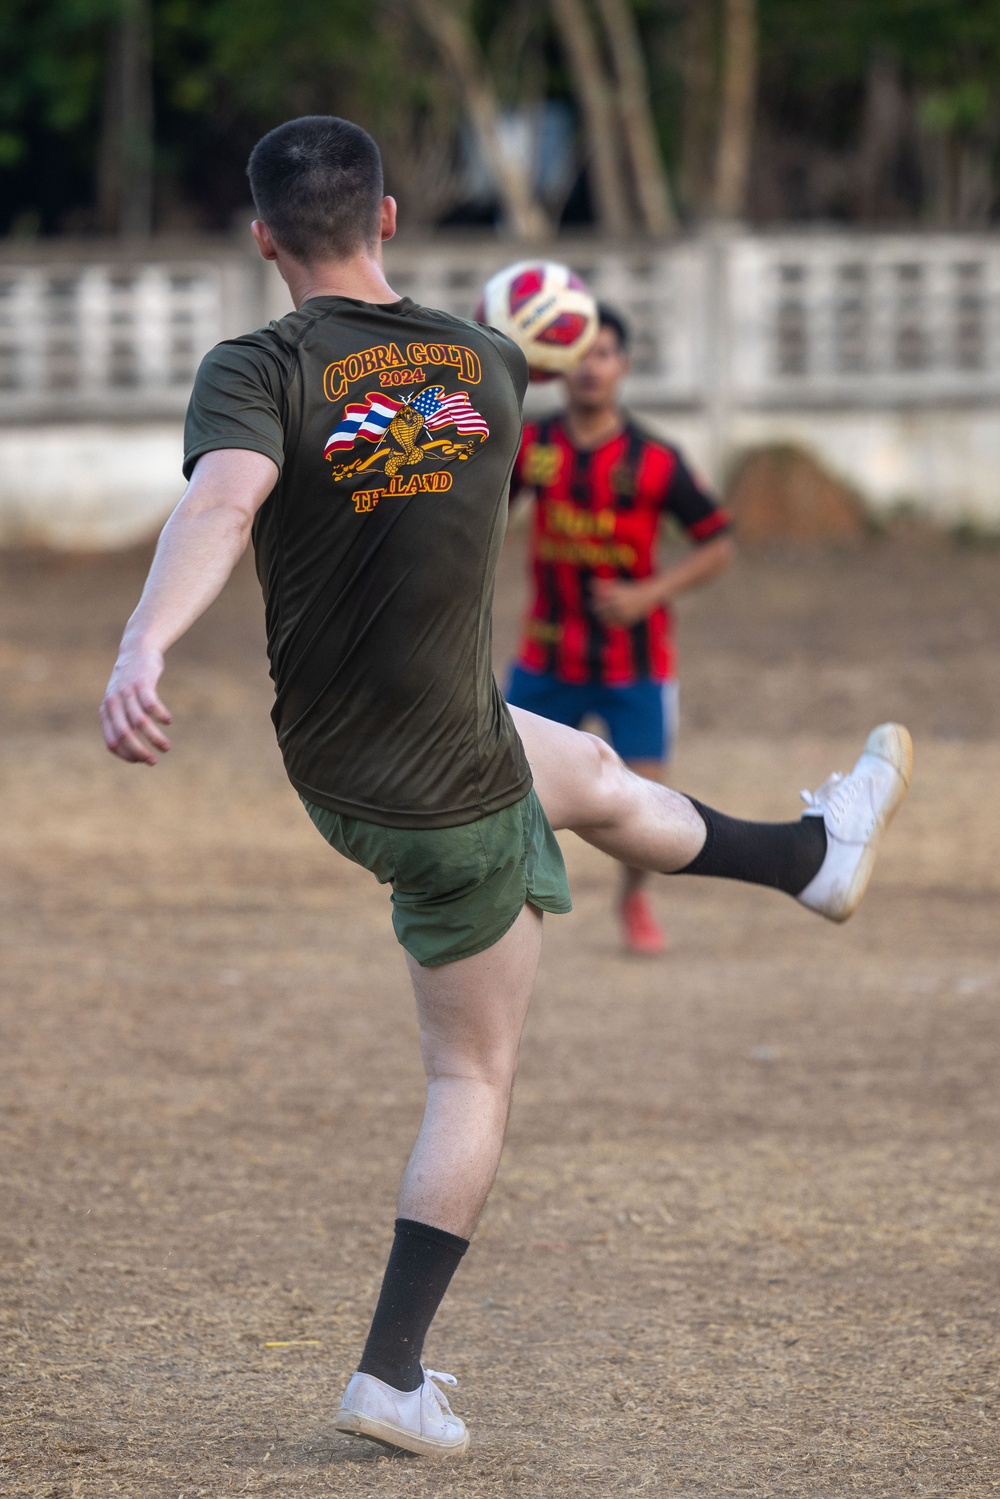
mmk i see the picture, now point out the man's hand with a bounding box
[100,642,172,764]
[590,576,663,627]
[591,536,735,628]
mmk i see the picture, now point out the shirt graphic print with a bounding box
[324,377,490,509]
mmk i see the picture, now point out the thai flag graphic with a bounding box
[324,392,404,457]
[410,385,490,438]
[324,385,490,460]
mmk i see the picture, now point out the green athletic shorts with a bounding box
[301,789,572,967]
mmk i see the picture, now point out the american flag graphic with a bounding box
[324,384,490,460]
[409,385,490,438]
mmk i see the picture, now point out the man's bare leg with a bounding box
[513,706,706,869]
[337,903,543,1454]
[338,710,910,1451]
[399,902,543,1237]
[513,707,912,925]
[618,758,666,892]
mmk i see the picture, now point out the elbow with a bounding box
[176,487,258,538]
[226,497,259,539]
[177,450,278,534]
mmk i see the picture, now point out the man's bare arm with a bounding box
[100,448,279,765]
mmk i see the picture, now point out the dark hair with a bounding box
[597,302,630,352]
[247,116,384,265]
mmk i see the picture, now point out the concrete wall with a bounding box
[3,232,1000,547]
[0,422,185,549]
[5,403,996,551]
[525,384,1000,527]
[635,406,1000,526]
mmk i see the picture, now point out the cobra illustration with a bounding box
[384,405,427,478]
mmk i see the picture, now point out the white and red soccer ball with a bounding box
[477,260,599,377]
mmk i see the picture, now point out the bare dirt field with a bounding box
[1,524,999,1498]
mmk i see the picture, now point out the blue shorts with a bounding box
[506,666,678,763]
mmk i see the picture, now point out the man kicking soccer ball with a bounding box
[507,303,734,954]
[100,116,912,1459]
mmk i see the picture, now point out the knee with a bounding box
[424,1062,519,1122]
[423,1035,521,1095]
[577,732,629,826]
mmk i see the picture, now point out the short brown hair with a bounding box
[247,116,383,265]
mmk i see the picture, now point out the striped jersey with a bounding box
[512,416,730,685]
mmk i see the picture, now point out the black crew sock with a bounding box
[357,1218,470,1392]
[672,799,828,897]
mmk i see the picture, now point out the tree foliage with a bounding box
[3,0,1000,235]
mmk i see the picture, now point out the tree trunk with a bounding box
[856,54,908,222]
[414,0,549,239]
[956,140,992,228]
[97,0,154,236]
[679,0,717,220]
[549,0,632,233]
[712,0,757,219]
[374,11,466,230]
[594,0,675,234]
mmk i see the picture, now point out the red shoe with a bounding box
[619,891,668,955]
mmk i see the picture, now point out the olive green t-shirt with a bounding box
[183,295,532,828]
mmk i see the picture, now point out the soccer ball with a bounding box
[476,260,599,377]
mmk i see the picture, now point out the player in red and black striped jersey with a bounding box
[507,304,734,954]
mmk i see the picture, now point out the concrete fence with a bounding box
[2,231,999,546]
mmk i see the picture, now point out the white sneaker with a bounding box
[796,723,913,923]
[335,1366,470,1457]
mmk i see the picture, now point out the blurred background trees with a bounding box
[3,0,1000,238]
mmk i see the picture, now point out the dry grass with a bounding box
[1,531,998,1497]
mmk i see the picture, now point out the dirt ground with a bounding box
[1,523,999,1499]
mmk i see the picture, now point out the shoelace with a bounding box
[423,1368,458,1412]
[800,770,861,827]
